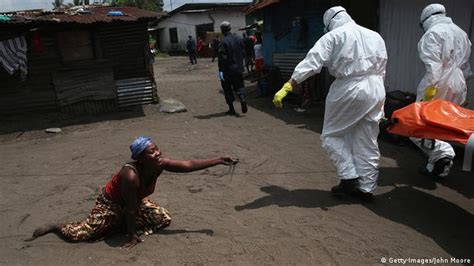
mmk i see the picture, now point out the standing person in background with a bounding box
[186,35,197,65]
[218,21,248,116]
[411,3,472,178]
[253,32,264,76]
[211,35,220,62]
[196,37,205,56]
[249,34,256,44]
[243,33,255,73]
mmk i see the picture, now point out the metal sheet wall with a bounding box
[0,22,157,114]
[53,64,116,106]
[99,22,150,79]
[0,32,60,114]
[116,77,157,108]
[272,52,306,79]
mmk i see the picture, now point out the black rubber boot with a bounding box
[226,104,237,116]
[351,189,374,203]
[419,157,453,180]
[432,157,453,178]
[241,101,248,114]
[331,179,358,196]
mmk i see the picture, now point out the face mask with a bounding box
[324,10,345,33]
[419,11,445,32]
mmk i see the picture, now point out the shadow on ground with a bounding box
[235,184,474,260]
[0,106,147,136]
[244,84,474,198]
[194,112,230,120]
[379,143,474,199]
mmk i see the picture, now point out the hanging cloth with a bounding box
[0,36,27,75]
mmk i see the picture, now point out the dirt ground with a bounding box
[0,56,473,265]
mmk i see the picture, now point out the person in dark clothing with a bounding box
[218,21,247,116]
[242,33,255,73]
[211,36,220,62]
[186,35,197,65]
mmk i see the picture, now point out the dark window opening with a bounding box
[169,28,178,43]
[195,23,214,41]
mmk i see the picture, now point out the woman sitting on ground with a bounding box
[30,136,236,249]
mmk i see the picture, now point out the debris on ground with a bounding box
[159,98,187,113]
[45,128,62,133]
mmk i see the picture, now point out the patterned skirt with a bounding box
[60,190,171,242]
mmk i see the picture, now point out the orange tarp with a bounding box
[387,99,474,144]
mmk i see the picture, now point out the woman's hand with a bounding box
[220,156,239,165]
[121,234,143,250]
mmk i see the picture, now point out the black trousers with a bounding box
[221,72,245,105]
[188,51,197,64]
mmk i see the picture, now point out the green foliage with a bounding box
[71,0,89,5]
[111,0,164,12]
[154,51,169,58]
[52,0,63,8]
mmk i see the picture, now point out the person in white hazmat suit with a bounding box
[272,6,387,202]
[411,3,472,178]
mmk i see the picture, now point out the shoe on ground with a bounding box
[241,101,248,114]
[419,157,453,180]
[331,179,358,196]
[351,189,374,203]
[432,157,453,178]
[226,110,238,116]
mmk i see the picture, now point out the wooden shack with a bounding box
[0,6,162,115]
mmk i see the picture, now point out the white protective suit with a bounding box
[291,6,387,193]
[411,4,472,176]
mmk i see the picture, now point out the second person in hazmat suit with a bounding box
[273,6,387,202]
[411,3,472,178]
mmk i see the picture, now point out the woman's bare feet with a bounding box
[26,224,60,241]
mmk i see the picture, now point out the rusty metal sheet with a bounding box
[0,6,162,25]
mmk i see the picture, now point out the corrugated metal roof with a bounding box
[244,0,280,14]
[0,6,163,25]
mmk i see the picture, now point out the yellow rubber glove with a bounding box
[273,82,293,108]
[423,86,437,101]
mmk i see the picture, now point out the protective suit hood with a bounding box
[422,14,451,31]
[421,4,445,23]
[323,6,354,32]
[420,4,447,31]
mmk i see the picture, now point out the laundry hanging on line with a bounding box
[0,36,27,76]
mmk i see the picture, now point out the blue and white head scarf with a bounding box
[130,136,152,160]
